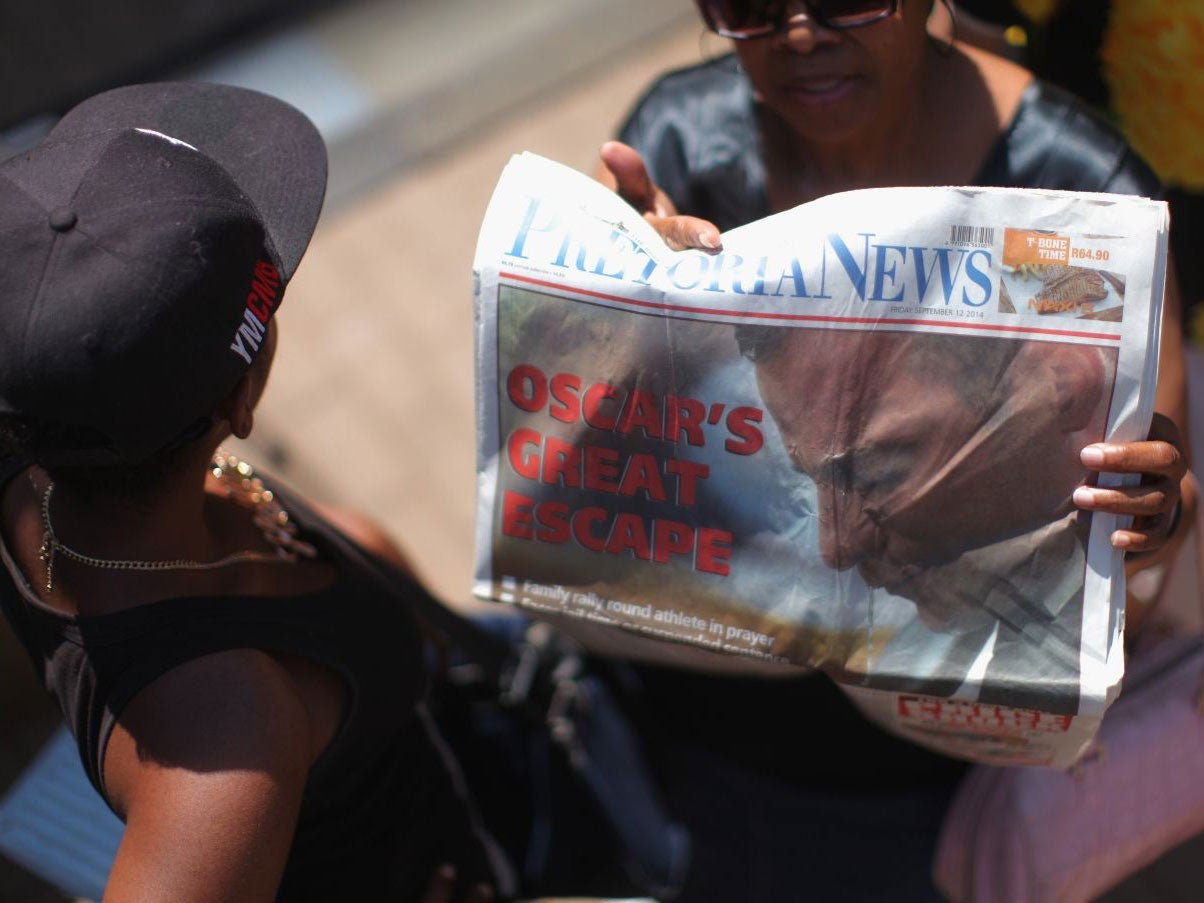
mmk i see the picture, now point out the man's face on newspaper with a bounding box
[748,327,1108,597]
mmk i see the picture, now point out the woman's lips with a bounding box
[780,75,860,106]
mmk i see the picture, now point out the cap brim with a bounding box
[46,82,327,280]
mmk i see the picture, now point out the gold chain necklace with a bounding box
[39,449,317,592]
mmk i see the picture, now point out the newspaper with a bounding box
[472,152,1169,768]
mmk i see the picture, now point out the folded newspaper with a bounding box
[473,152,1169,768]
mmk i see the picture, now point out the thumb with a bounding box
[599,140,672,216]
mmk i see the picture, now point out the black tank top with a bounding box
[0,456,508,900]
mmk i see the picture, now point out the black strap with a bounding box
[398,572,515,677]
[257,476,516,678]
[340,542,515,680]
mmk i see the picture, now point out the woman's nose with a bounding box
[774,1,842,51]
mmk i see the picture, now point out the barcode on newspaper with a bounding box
[949,225,995,247]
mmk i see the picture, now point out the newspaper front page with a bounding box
[473,152,1169,767]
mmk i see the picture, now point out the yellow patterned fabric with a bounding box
[1101,0,1204,190]
[1190,305,1204,348]
[1012,0,1063,25]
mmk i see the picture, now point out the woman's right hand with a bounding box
[598,141,723,252]
[420,864,493,903]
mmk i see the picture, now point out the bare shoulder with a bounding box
[919,43,1035,182]
[308,500,420,579]
[103,649,312,901]
[958,42,1034,126]
[104,648,313,811]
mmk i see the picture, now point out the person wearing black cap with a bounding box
[0,83,507,902]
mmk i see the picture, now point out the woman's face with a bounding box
[731,0,932,147]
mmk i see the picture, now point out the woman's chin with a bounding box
[766,84,878,145]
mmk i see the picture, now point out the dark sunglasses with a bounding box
[696,0,898,37]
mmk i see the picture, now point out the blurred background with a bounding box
[3,1,1201,899]
[0,0,711,896]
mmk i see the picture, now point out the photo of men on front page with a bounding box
[473,153,1168,765]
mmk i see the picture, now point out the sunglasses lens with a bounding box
[700,0,894,35]
[813,0,894,26]
[700,0,783,37]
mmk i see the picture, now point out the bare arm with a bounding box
[102,650,313,903]
[1153,258,1189,437]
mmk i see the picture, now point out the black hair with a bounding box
[0,413,200,500]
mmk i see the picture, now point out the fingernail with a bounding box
[1112,531,1131,549]
[1080,446,1106,467]
[1073,486,1097,508]
[698,230,721,249]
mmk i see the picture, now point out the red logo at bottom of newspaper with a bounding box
[897,695,1073,736]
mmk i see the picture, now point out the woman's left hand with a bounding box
[1073,412,1188,553]
[598,141,723,251]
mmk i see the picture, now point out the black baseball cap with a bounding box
[0,82,327,466]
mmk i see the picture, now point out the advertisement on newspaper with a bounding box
[473,153,1169,767]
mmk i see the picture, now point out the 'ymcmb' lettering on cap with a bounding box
[229,260,281,364]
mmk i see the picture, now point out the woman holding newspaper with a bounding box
[597,0,1193,899]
